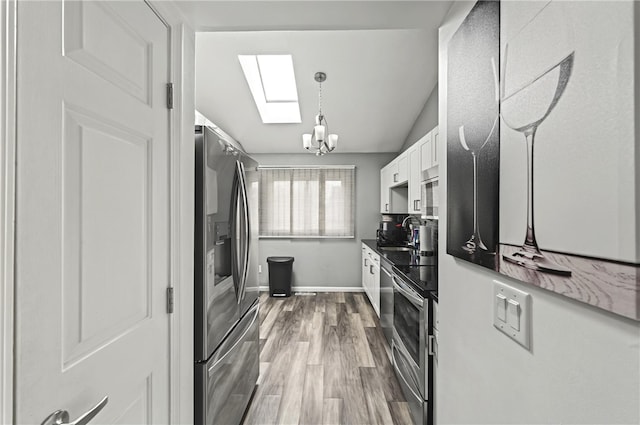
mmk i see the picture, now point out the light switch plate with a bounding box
[493,280,531,349]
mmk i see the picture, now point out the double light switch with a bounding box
[493,280,531,349]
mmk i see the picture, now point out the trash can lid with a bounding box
[267,256,294,263]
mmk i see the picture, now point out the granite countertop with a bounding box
[362,239,438,298]
[362,239,418,265]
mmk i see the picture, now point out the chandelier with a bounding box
[303,72,338,156]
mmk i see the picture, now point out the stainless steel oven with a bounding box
[392,268,433,425]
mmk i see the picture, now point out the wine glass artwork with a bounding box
[458,116,498,254]
[457,57,499,254]
[499,9,574,275]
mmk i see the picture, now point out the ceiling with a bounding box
[175,1,453,154]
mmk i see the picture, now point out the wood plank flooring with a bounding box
[242,292,410,425]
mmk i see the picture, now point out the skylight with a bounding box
[238,54,301,124]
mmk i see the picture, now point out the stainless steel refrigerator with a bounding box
[194,124,260,425]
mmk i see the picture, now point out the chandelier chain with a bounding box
[318,81,323,116]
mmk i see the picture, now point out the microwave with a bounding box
[420,177,439,219]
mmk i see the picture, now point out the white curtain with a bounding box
[259,167,355,238]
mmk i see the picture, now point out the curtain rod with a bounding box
[257,165,356,170]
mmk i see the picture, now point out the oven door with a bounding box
[392,272,427,396]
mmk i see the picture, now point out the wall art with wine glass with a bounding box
[447,0,640,320]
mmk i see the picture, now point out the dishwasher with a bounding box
[379,256,394,348]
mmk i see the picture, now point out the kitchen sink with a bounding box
[379,246,413,252]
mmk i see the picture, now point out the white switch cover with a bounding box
[496,294,507,322]
[493,280,531,349]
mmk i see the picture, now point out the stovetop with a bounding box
[393,261,438,297]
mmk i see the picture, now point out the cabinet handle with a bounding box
[385,203,389,212]
[364,258,369,267]
[393,173,398,182]
[414,200,420,211]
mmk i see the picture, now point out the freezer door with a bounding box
[195,301,259,425]
[195,127,240,361]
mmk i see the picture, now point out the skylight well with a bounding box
[238,54,301,124]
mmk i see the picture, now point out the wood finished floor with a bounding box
[242,292,412,425]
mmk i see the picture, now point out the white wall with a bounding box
[436,3,640,424]
[399,83,439,153]
[253,153,394,290]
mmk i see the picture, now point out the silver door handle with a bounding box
[392,275,423,307]
[237,161,250,303]
[41,396,108,425]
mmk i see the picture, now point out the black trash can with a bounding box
[267,256,294,297]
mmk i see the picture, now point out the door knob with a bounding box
[41,396,108,425]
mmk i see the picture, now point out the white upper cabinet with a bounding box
[408,143,422,214]
[380,124,440,216]
[420,131,433,172]
[380,165,391,213]
[380,152,409,214]
[432,125,440,168]
[395,152,408,184]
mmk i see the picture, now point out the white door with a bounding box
[15,1,171,424]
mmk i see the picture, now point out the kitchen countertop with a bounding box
[362,239,438,299]
[362,239,425,265]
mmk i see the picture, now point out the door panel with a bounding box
[15,1,170,423]
[62,105,152,367]
[63,1,152,104]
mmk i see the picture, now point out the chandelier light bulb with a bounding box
[314,124,325,142]
[302,134,312,149]
[328,134,338,150]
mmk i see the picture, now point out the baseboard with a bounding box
[258,285,364,293]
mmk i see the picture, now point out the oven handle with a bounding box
[392,274,423,307]
[380,265,392,277]
[392,342,423,403]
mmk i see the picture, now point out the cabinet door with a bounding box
[371,264,380,317]
[420,131,433,172]
[380,167,391,213]
[395,152,408,184]
[408,144,421,214]
[362,246,369,292]
[432,126,439,167]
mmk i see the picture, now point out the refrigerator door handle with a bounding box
[234,161,250,304]
[230,162,242,301]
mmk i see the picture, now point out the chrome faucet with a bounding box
[401,215,421,247]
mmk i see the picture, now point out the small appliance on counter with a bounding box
[376,214,409,246]
[419,219,438,255]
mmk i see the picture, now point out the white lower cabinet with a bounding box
[361,244,381,317]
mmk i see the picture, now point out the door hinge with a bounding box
[166,83,174,109]
[166,287,174,314]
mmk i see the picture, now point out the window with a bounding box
[259,167,355,238]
